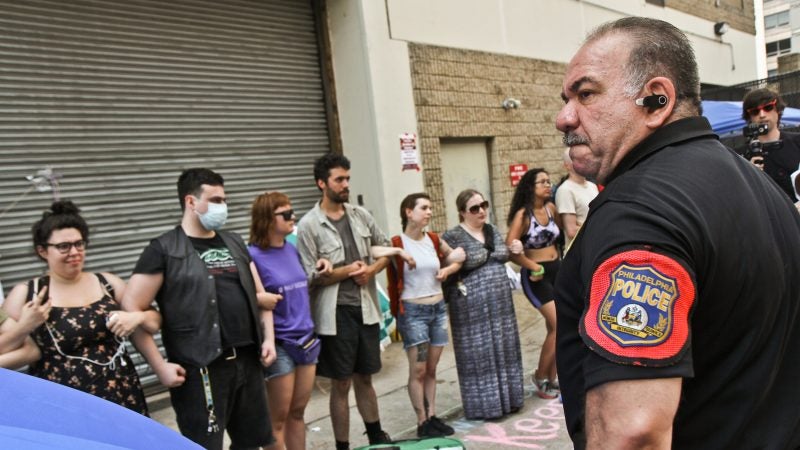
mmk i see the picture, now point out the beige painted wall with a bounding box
[326,0,424,236]
[325,0,761,239]
[386,0,761,86]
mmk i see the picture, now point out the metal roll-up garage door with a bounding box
[0,0,331,392]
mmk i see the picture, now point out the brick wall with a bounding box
[409,43,566,233]
[666,0,755,35]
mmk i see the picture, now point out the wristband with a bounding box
[531,266,545,277]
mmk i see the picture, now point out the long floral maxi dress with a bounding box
[442,224,524,420]
[26,275,148,415]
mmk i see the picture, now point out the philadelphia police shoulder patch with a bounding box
[580,249,695,366]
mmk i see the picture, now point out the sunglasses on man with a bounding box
[467,201,490,214]
[746,99,778,116]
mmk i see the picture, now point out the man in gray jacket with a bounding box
[296,154,392,449]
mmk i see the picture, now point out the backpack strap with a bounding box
[387,235,405,317]
[95,273,115,299]
[427,231,445,262]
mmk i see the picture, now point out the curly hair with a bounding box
[507,168,548,226]
[32,200,89,260]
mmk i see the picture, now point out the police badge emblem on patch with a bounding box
[598,264,676,347]
[582,249,696,366]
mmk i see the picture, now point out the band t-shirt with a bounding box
[133,233,256,348]
[329,214,363,307]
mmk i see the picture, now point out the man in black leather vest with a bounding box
[123,168,276,449]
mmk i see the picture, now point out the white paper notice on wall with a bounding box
[400,132,421,171]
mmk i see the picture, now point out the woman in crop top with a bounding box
[382,193,464,437]
[506,168,562,400]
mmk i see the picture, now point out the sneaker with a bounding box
[533,376,559,399]
[417,419,447,438]
[429,416,455,436]
[366,430,392,445]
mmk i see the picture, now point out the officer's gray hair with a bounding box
[585,17,702,115]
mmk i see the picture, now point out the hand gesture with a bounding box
[400,250,416,270]
[315,258,333,275]
[260,339,277,367]
[349,261,372,286]
[106,311,142,338]
[508,239,523,255]
[750,156,765,171]
[156,361,186,388]
[435,268,451,282]
[18,285,51,333]
[259,292,283,311]
[529,265,545,282]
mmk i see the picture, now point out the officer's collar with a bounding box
[604,116,716,185]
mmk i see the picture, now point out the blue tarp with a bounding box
[701,100,800,136]
[0,368,200,449]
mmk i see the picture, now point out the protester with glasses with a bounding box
[3,200,159,414]
[742,88,800,201]
[505,168,563,400]
[248,191,332,450]
[441,189,524,420]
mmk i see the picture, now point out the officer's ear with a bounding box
[639,77,676,130]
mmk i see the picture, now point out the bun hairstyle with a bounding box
[32,200,89,258]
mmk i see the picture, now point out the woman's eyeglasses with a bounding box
[535,180,552,186]
[746,99,777,116]
[46,240,87,254]
[467,201,490,214]
[275,209,295,221]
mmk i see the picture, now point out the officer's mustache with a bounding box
[563,132,590,146]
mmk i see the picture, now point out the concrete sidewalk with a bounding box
[148,293,574,449]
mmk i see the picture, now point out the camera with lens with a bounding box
[743,123,782,162]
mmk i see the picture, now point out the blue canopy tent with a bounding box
[0,368,200,449]
[701,100,800,136]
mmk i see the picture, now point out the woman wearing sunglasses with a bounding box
[248,191,332,450]
[506,168,562,400]
[3,200,159,414]
[440,189,524,420]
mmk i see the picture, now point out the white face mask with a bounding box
[194,198,228,230]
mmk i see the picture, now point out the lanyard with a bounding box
[199,367,219,434]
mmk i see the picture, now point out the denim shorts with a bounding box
[264,342,316,380]
[397,300,449,350]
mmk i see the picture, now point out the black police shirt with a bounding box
[555,117,800,449]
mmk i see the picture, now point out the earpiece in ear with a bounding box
[635,94,668,109]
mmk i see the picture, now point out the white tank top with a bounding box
[400,233,443,300]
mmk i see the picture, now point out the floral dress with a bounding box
[26,274,148,415]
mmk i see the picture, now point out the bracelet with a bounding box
[531,266,545,277]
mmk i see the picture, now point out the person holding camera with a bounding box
[742,88,800,201]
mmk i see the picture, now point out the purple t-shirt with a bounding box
[248,242,315,340]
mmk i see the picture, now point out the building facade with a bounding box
[1,0,759,289]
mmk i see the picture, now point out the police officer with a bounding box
[555,17,800,449]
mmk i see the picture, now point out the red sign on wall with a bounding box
[510,164,528,186]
